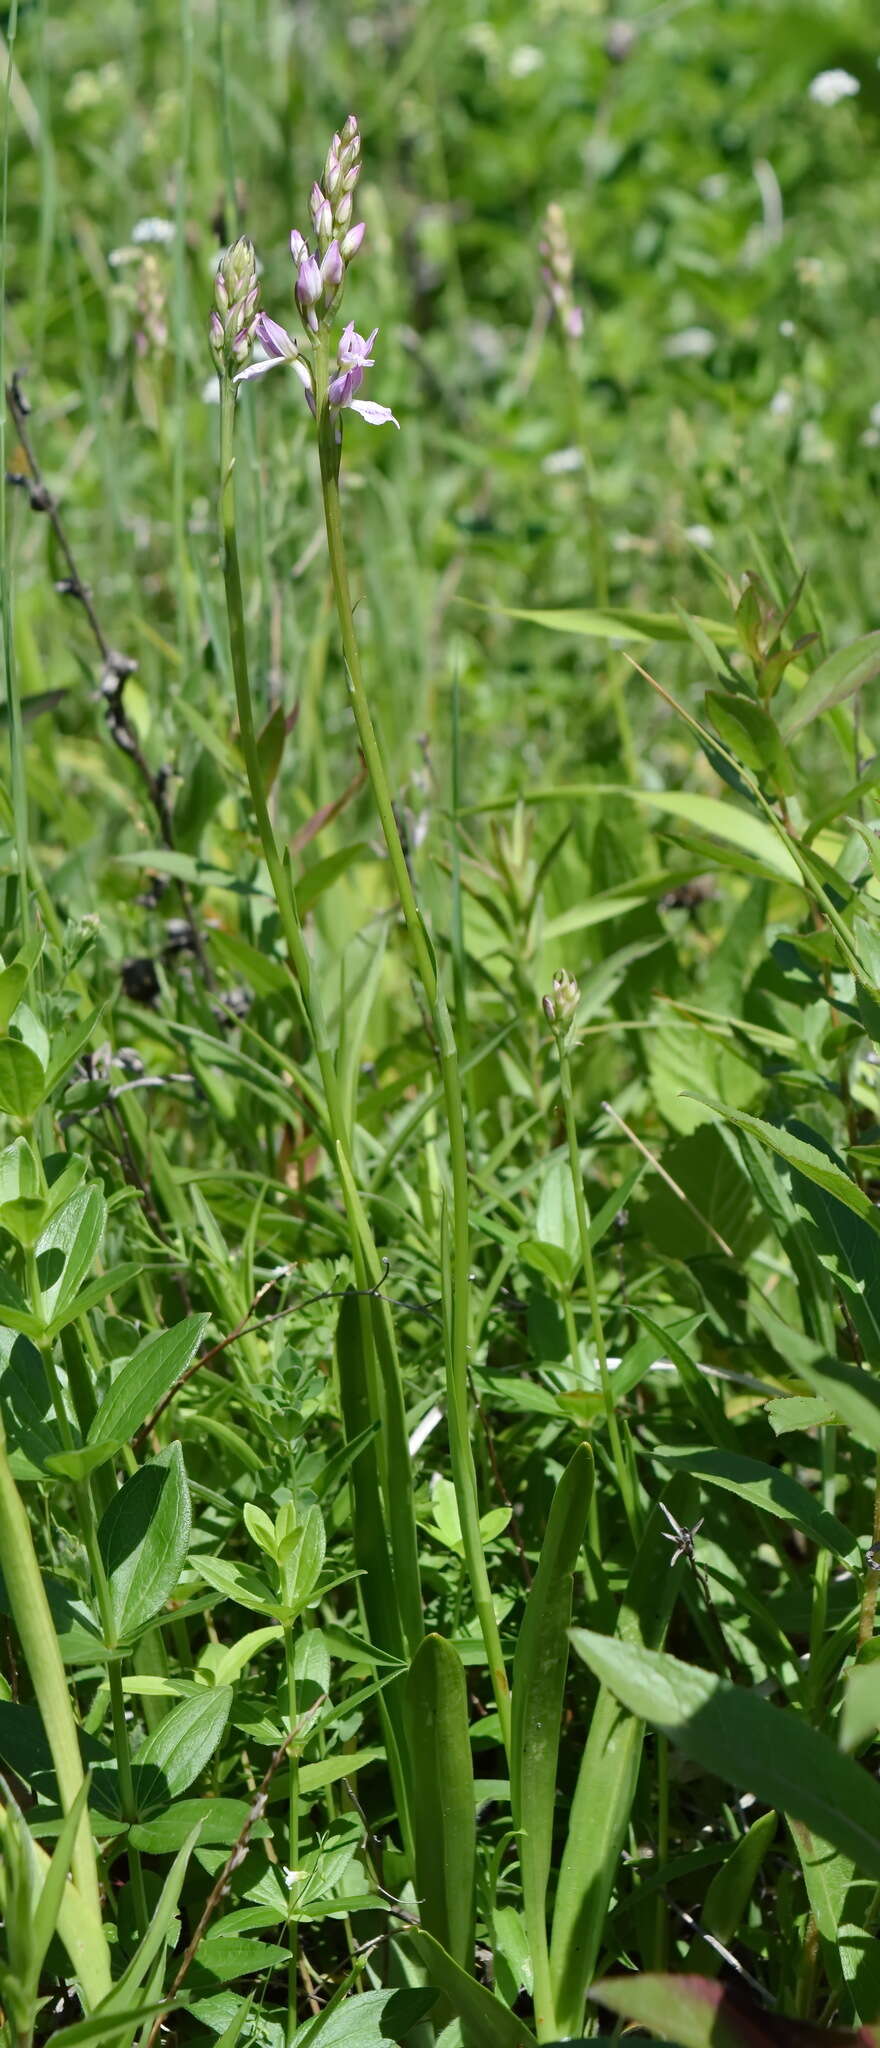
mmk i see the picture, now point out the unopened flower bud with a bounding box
[542,968,580,1029]
[324,147,342,201]
[340,221,366,264]
[321,239,344,290]
[341,113,358,147]
[335,188,354,230]
[295,253,322,309]
[341,161,361,194]
[290,227,308,267]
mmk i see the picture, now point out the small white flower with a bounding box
[769,387,795,419]
[778,319,796,339]
[509,43,544,78]
[808,68,860,107]
[283,1867,307,1889]
[664,326,715,361]
[132,215,176,246]
[542,446,584,475]
[684,524,715,550]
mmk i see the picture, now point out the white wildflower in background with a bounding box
[684,524,715,550]
[131,216,176,246]
[808,69,860,107]
[664,326,715,361]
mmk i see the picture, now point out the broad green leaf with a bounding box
[569,1634,880,1879]
[292,1985,438,2047]
[87,1314,209,1456]
[647,1020,764,1138]
[98,1443,191,1643]
[780,631,880,740]
[655,1447,861,1569]
[766,1395,836,1436]
[33,1186,106,1328]
[405,1635,475,1976]
[0,1037,46,1116]
[133,1689,232,1811]
[129,1797,270,1854]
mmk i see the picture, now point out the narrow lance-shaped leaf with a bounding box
[511,1443,593,2043]
[569,1633,880,1883]
[549,1477,698,2039]
[405,1634,475,1981]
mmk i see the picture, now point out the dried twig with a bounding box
[144,1720,314,2048]
[5,372,212,982]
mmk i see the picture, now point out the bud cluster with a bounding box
[542,968,580,1031]
[290,113,366,336]
[209,236,260,372]
[540,202,584,342]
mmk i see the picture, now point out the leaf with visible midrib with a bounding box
[570,1633,880,1882]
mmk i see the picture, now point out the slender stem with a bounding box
[0,1417,108,1966]
[556,1036,639,1540]
[285,1625,299,2045]
[0,1,29,940]
[220,375,423,1660]
[562,335,608,612]
[857,1451,880,1651]
[808,1424,836,1713]
[314,347,510,1748]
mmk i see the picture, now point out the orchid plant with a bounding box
[208,133,512,2036]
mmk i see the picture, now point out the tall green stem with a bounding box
[26,1260,149,1938]
[556,1035,639,1540]
[313,341,510,1749]
[219,376,423,1660]
[0,1419,109,1974]
[285,1626,299,2044]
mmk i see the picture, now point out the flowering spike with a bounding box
[540,202,584,345]
[209,235,260,372]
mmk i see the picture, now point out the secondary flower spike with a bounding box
[209,236,260,372]
[540,202,584,341]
